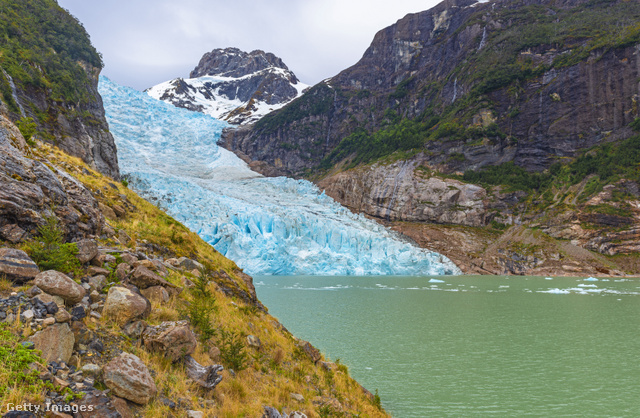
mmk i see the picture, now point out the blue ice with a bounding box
[98,77,461,276]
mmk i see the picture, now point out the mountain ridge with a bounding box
[147,47,308,125]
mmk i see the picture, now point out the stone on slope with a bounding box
[103,352,157,404]
[128,265,172,289]
[0,248,40,283]
[142,320,197,362]
[34,270,85,305]
[141,285,170,303]
[103,286,149,325]
[29,323,74,363]
[75,239,99,263]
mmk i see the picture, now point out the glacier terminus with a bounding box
[99,76,460,276]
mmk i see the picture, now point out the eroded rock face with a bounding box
[0,115,106,241]
[29,323,74,363]
[0,248,39,283]
[318,160,488,226]
[34,270,85,305]
[103,286,149,325]
[142,320,197,362]
[103,352,157,404]
[128,265,172,290]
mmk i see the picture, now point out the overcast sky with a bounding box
[57,0,441,91]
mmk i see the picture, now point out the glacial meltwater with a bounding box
[256,275,640,417]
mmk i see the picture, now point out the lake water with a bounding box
[255,275,640,417]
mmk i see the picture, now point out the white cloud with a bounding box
[58,0,440,90]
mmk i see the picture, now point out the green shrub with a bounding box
[0,323,48,398]
[16,117,37,146]
[23,215,80,273]
[218,329,248,372]
[187,268,217,342]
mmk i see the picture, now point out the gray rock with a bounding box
[0,248,40,283]
[117,230,132,246]
[81,363,102,377]
[34,270,85,305]
[103,286,150,325]
[128,265,172,290]
[103,352,157,404]
[122,320,147,339]
[177,257,203,271]
[88,275,106,292]
[290,393,304,402]
[247,335,261,349]
[140,285,169,303]
[0,224,27,243]
[29,323,74,363]
[75,239,99,263]
[21,309,34,322]
[142,320,197,362]
[187,411,203,418]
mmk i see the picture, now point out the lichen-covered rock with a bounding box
[141,285,169,303]
[103,352,157,404]
[142,320,197,362]
[0,248,39,283]
[75,239,98,263]
[103,286,149,325]
[128,265,172,289]
[29,323,74,363]
[34,270,85,305]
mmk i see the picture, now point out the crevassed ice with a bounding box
[98,76,461,276]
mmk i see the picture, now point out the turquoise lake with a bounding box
[255,275,640,417]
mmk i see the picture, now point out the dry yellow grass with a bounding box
[17,141,390,417]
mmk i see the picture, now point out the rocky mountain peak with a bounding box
[148,47,307,125]
[190,47,295,81]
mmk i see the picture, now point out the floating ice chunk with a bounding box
[584,277,599,281]
[429,279,445,283]
[578,284,597,288]
[545,277,553,280]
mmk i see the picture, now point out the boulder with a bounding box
[177,257,203,271]
[132,259,155,270]
[141,286,169,303]
[122,320,147,339]
[0,248,40,283]
[87,266,110,276]
[88,275,107,292]
[128,265,172,289]
[115,263,131,281]
[103,352,157,404]
[81,363,102,377]
[76,390,124,418]
[54,308,72,323]
[34,270,85,305]
[75,239,98,263]
[98,203,117,220]
[297,340,321,364]
[247,335,261,349]
[29,323,74,363]
[103,286,149,326]
[142,320,197,362]
[151,259,169,275]
[34,292,65,307]
[0,224,27,243]
[120,253,138,265]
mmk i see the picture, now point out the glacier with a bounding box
[98,76,461,276]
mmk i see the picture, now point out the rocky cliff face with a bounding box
[223,0,640,177]
[0,0,119,179]
[147,47,308,125]
[0,114,105,243]
[220,0,640,266]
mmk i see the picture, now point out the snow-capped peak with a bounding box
[146,48,308,125]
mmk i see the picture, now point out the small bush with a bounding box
[218,329,248,372]
[0,323,48,399]
[16,117,37,146]
[23,215,80,274]
[187,269,217,342]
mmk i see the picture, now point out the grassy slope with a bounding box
[1,141,387,417]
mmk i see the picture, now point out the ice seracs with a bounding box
[100,76,460,276]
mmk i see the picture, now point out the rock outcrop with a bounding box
[0,248,39,283]
[0,115,107,241]
[146,47,308,125]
